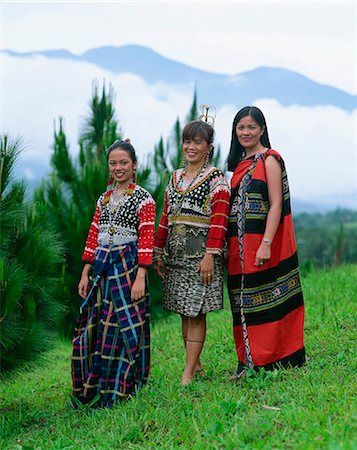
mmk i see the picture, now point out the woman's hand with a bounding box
[155,259,165,280]
[196,253,215,285]
[131,267,147,301]
[255,242,271,267]
[78,264,92,298]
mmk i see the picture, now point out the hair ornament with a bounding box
[198,104,216,128]
[124,138,131,143]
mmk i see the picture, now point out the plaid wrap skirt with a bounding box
[71,242,150,407]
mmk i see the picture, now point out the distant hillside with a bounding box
[294,208,357,268]
[3,45,357,111]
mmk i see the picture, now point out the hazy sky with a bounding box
[1,1,357,205]
[2,1,356,93]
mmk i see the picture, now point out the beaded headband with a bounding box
[198,104,216,128]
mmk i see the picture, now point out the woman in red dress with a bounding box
[226,106,305,380]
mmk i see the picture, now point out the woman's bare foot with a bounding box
[194,363,206,377]
[181,368,195,386]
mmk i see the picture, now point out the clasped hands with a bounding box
[155,253,215,285]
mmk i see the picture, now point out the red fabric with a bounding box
[82,205,102,263]
[228,149,305,368]
[82,187,156,267]
[206,187,230,253]
[153,191,169,254]
[230,159,255,190]
[228,149,297,276]
[137,200,156,266]
[233,306,305,366]
[153,179,230,254]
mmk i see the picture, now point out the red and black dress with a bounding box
[227,149,305,371]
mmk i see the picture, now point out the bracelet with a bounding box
[262,238,272,245]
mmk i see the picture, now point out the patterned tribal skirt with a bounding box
[163,255,224,318]
[71,242,150,408]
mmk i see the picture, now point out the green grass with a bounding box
[1,265,356,449]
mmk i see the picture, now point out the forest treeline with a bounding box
[295,209,357,274]
[1,82,356,371]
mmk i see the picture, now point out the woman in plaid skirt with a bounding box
[71,139,156,408]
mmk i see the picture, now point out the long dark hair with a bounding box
[226,106,271,171]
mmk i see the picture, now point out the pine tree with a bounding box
[0,136,65,371]
[35,82,122,336]
[36,84,222,330]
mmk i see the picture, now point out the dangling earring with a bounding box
[132,169,137,183]
[180,156,188,168]
[203,152,209,170]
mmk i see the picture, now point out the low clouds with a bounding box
[3,2,356,94]
[2,55,356,206]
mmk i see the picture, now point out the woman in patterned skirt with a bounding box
[71,139,156,408]
[154,116,230,385]
[226,106,305,380]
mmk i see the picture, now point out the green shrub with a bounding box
[0,136,65,371]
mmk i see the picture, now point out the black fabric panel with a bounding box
[228,253,300,289]
[282,196,291,217]
[258,347,306,370]
[227,221,238,238]
[248,179,268,200]
[231,291,304,326]
[229,187,239,207]
[244,218,267,234]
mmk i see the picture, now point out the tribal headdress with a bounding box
[198,104,217,128]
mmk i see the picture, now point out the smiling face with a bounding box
[236,114,264,152]
[182,135,211,167]
[108,148,136,185]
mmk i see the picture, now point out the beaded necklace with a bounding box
[107,182,135,244]
[171,162,208,221]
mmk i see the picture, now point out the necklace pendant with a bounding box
[108,225,116,235]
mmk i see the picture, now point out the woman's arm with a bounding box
[81,201,102,263]
[153,190,169,280]
[205,174,230,255]
[132,195,156,301]
[197,173,230,285]
[78,263,92,299]
[131,267,148,301]
[78,199,102,298]
[255,155,283,267]
[137,197,156,267]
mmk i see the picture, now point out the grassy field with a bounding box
[1,265,356,449]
